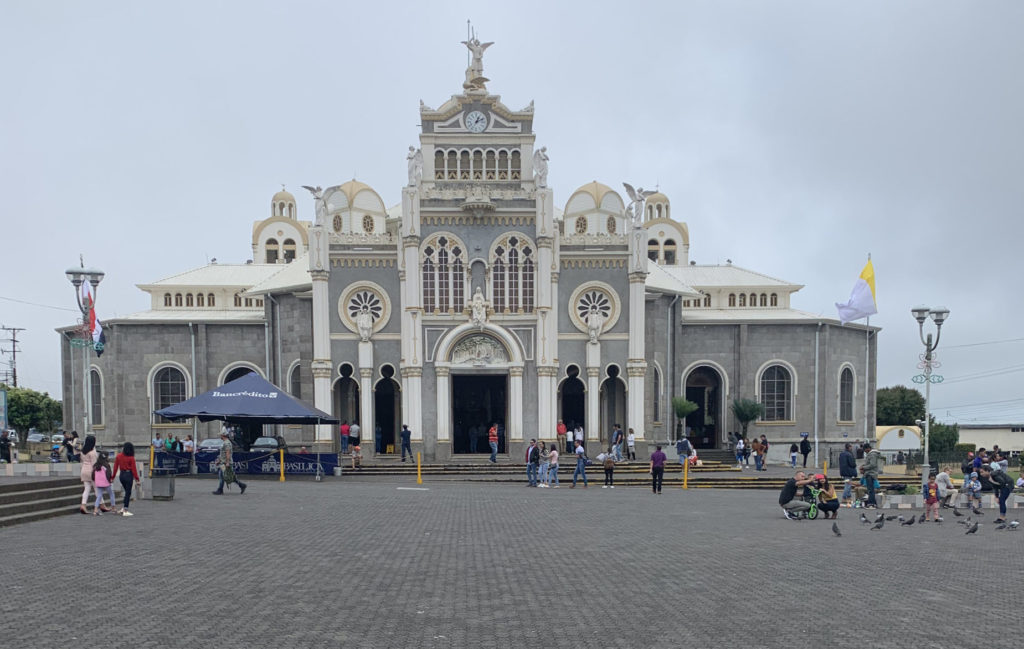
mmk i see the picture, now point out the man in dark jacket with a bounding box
[800,437,812,468]
[525,439,540,487]
[838,443,857,502]
[980,464,1014,523]
[860,443,884,508]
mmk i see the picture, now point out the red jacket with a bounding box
[111,454,140,482]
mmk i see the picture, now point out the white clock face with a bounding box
[465,111,487,133]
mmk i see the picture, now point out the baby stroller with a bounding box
[50,445,62,463]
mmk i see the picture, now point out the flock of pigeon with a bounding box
[829,506,1020,537]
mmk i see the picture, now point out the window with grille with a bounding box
[490,235,535,314]
[760,365,792,421]
[421,236,467,314]
[839,368,854,422]
[153,366,186,424]
[90,369,102,426]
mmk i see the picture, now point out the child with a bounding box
[626,428,636,461]
[92,452,115,516]
[924,474,940,521]
[602,451,615,489]
[789,443,798,468]
[967,471,982,508]
[841,478,854,508]
[853,480,868,507]
[50,445,62,463]
[350,445,362,470]
[111,442,140,517]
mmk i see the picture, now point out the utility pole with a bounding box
[0,326,25,387]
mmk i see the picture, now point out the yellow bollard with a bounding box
[416,452,423,485]
[279,448,285,482]
[823,461,828,476]
[149,445,154,478]
[683,458,689,490]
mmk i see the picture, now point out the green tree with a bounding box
[2,384,62,437]
[731,398,764,439]
[875,386,926,426]
[926,417,959,454]
[672,397,699,439]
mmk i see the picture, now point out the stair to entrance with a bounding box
[0,478,82,527]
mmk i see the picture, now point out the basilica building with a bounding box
[61,40,877,462]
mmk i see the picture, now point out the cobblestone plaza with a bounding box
[3,478,1017,648]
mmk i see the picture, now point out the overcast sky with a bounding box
[2,1,1022,424]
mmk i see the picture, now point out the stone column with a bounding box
[509,366,524,443]
[310,266,333,444]
[436,366,450,443]
[586,353,600,444]
[401,366,423,449]
[537,365,558,439]
[627,271,647,439]
[358,339,374,452]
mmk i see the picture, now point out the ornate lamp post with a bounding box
[65,261,104,435]
[911,305,949,491]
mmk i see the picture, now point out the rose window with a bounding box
[332,214,342,232]
[347,290,383,322]
[575,216,587,234]
[576,290,611,322]
[362,215,374,233]
[606,216,616,234]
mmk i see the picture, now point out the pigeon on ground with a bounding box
[1009,520,1020,530]
[860,513,870,524]
[958,516,972,526]
[832,521,841,537]
[935,516,944,523]
[897,515,906,523]
[885,515,898,521]
[875,513,885,523]
[918,512,927,524]
[871,518,885,530]
[901,516,916,527]
[966,522,980,535]
[972,506,984,516]
[995,522,1007,530]
[953,507,963,517]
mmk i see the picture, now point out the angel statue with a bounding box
[623,182,656,227]
[407,146,423,186]
[461,36,493,91]
[301,185,326,226]
[533,146,549,188]
[586,304,605,344]
[356,304,374,342]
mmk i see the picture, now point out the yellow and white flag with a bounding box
[835,259,877,324]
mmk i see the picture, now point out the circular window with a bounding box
[362,215,374,233]
[575,216,587,234]
[332,214,342,232]
[606,216,616,234]
[577,290,611,321]
[338,282,391,335]
[347,290,383,322]
[567,282,621,334]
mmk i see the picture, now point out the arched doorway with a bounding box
[684,365,723,449]
[223,367,262,448]
[333,364,359,447]
[559,365,585,433]
[374,365,401,454]
[451,373,507,455]
[599,365,626,447]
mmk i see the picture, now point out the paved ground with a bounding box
[1,476,1018,648]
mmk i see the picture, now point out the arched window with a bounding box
[163,293,172,307]
[90,369,103,426]
[652,366,662,422]
[185,293,194,307]
[460,150,471,179]
[839,367,854,422]
[421,235,467,314]
[656,204,663,218]
[575,216,587,234]
[196,293,204,307]
[498,150,509,180]
[663,239,676,265]
[153,366,187,424]
[738,294,746,307]
[446,150,458,179]
[510,150,521,180]
[208,293,215,307]
[749,293,757,307]
[770,293,778,307]
[234,294,242,307]
[244,297,253,307]
[174,293,183,307]
[760,294,767,307]
[266,238,279,264]
[490,234,535,314]
[703,294,711,307]
[606,215,617,234]
[728,293,736,307]
[434,151,445,179]
[278,201,285,217]
[283,238,296,262]
[472,150,483,180]
[485,150,496,180]
[648,239,660,262]
[760,365,793,421]
[289,364,302,400]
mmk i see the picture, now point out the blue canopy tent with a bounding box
[154,371,338,425]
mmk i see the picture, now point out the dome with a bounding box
[337,179,375,204]
[565,181,624,216]
[270,187,297,218]
[571,180,616,206]
[646,191,669,205]
[272,188,296,204]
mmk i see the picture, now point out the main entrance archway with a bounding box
[374,365,400,454]
[599,365,626,447]
[451,374,507,455]
[559,365,585,432]
[333,364,359,448]
[684,365,724,449]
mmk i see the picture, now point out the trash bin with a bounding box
[150,467,176,501]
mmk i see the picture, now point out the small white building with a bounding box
[957,424,1024,452]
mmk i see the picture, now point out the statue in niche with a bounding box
[623,182,656,228]
[470,287,489,329]
[533,146,549,188]
[356,304,374,342]
[586,304,605,344]
[407,146,423,186]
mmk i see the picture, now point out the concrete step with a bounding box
[0,503,82,528]
[0,494,82,518]
[0,477,80,495]
[0,485,80,506]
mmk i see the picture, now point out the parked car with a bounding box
[26,433,48,444]
[250,436,287,454]
[51,434,66,445]
[197,438,224,452]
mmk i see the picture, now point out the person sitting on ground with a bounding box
[815,475,840,519]
[779,470,816,519]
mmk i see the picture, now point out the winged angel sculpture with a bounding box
[623,183,656,227]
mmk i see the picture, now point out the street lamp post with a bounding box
[65,261,105,436]
[911,304,949,492]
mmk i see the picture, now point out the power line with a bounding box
[0,295,78,312]
[933,397,1024,410]
[0,326,25,387]
[943,336,1024,349]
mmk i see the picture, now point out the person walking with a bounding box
[538,442,551,487]
[349,421,361,451]
[374,423,383,455]
[488,423,499,464]
[573,425,584,453]
[548,447,559,488]
[212,431,247,495]
[400,424,414,462]
[800,437,812,468]
[602,451,616,489]
[571,440,588,488]
[735,436,745,469]
[759,435,769,471]
[838,443,857,503]
[789,443,799,468]
[111,442,140,517]
[859,442,882,508]
[676,436,692,466]
[626,428,636,461]
[612,425,624,462]
[556,419,567,454]
[751,437,764,472]
[92,453,115,516]
[79,435,100,515]
[525,439,540,487]
[650,445,667,494]
[339,420,350,455]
